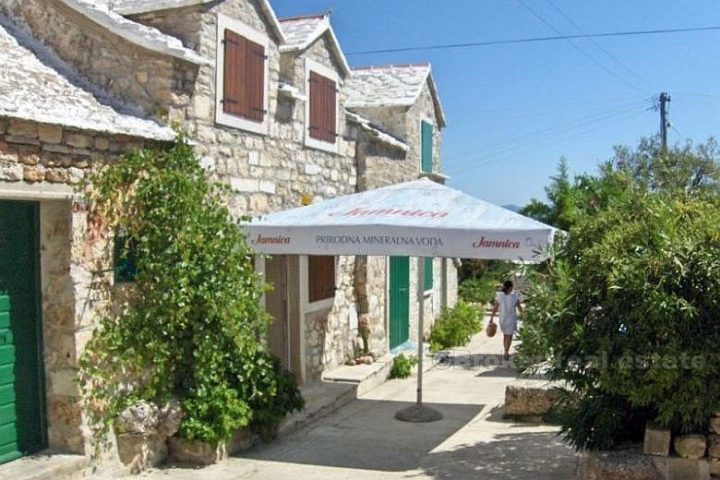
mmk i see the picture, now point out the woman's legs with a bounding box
[503,334,512,360]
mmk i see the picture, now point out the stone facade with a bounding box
[0,0,456,470]
[0,117,158,456]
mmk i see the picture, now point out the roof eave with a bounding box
[114,0,287,44]
[279,21,350,77]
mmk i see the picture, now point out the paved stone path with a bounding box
[131,331,579,480]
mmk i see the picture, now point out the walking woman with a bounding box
[489,280,522,360]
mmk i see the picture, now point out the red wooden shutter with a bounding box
[323,77,337,143]
[246,39,265,122]
[223,29,247,117]
[309,72,323,140]
[309,256,335,302]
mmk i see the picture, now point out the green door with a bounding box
[389,256,410,349]
[0,201,46,464]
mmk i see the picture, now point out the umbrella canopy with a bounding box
[245,178,556,260]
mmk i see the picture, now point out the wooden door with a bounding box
[389,256,410,349]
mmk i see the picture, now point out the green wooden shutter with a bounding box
[421,121,433,173]
[114,234,138,283]
[423,257,433,291]
[389,257,410,349]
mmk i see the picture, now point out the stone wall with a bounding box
[406,81,443,174]
[3,0,197,117]
[0,116,153,455]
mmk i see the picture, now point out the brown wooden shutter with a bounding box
[223,29,247,117]
[309,71,323,140]
[308,256,335,302]
[246,38,265,122]
[323,77,337,143]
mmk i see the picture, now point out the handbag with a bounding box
[486,321,497,338]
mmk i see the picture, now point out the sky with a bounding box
[272,0,720,207]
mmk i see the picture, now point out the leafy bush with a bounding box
[390,353,418,379]
[79,135,303,445]
[518,191,720,450]
[429,301,482,351]
[458,277,496,304]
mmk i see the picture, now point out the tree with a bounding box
[521,136,720,231]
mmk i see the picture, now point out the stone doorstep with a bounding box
[0,450,89,480]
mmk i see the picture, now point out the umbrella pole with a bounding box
[394,257,443,423]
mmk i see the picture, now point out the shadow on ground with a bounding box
[420,431,577,480]
[238,398,485,472]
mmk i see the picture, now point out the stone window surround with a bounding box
[214,13,270,136]
[304,58,340,155]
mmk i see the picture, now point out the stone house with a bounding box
[0,0,455,468]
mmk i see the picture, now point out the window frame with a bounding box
[304,58,340,154]
[215,14,270,135]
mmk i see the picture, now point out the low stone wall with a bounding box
[504,380,562,420]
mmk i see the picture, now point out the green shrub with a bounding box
[429,301,482,351]
[390,353,418,379]
[79,134,303,445]
[518,192,720,450]
[458,277,496,304]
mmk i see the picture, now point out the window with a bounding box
[308,255,335,302]
[421,120,433,173]
[215,14,269,134]
[305,59,339,153]
[423,257,433,291]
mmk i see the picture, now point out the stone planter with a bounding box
[168,428,258,466]
[116,433,168,474]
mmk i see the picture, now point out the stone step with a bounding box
[0,450,88,480]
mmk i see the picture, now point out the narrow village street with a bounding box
[126,327,578,480]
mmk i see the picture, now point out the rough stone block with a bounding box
[709,458,720,476]
[117,433,167,474]
[168,437,228,465]
[652,456,710,480]
[579,449,659,480]
[8,119,38,138]
[708,435,720,458]
[38,124,63,144]
[504,381,561,416]
[709,417,720,435]
[644,422,672,456]
[65,133,93,149]
[94,137,109,151]
[0,163,23,181]
[23,165,44,182]
[674,434,707,460]
[230,177,259,192]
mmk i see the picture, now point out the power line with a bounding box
[544,0,654,90]
[445,108,649,176]
[346,25,720,55]
[515,0,646,94]
[445,104,651,172]
[444,98,652,160]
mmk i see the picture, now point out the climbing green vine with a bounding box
[79,134,303,445]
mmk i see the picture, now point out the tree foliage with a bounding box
[517,136,720,450]
[80,135,303,444]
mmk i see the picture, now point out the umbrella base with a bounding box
[395,405,443,423]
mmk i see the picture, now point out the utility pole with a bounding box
[659,92,671,154]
